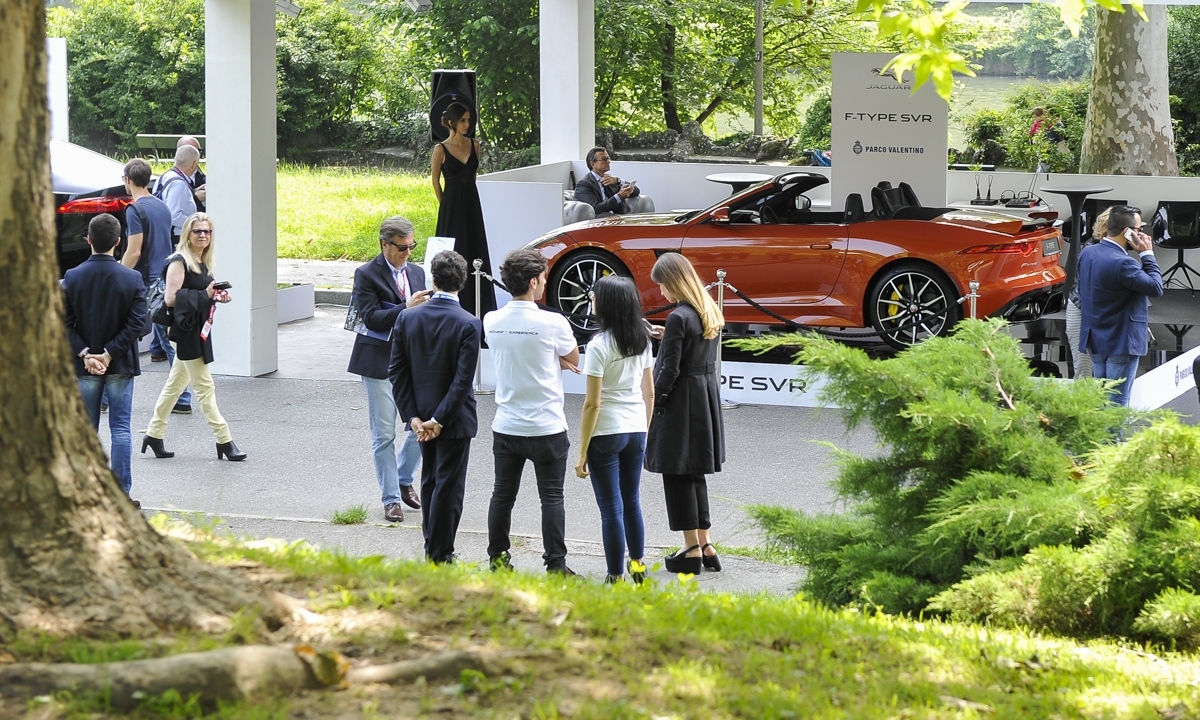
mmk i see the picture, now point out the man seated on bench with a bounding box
[575,146,641,216]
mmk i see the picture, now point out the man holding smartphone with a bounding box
[1077,205,1164,406]
[575,146,641,216]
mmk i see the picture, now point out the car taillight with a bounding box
[961,240,1039,256]
[57,196,132,214]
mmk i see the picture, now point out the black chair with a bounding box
[1151,201,1200,292]
[1077,197,1126,243]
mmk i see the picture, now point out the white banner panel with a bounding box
[1131,346,1200,411]
[832,53,948,212]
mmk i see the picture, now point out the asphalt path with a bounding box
[113,307,877,593]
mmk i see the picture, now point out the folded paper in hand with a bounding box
[344,300,395,341]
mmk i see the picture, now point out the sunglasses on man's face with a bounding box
[388,242,417,252]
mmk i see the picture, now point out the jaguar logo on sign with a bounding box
[871,67,899,82]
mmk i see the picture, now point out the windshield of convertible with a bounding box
[676,172,848,225]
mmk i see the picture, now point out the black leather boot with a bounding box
[216,441,247,461]
[140,435,174,458]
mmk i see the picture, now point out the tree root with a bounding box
[0,645,501,710]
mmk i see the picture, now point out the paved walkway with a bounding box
[122,305,876,594]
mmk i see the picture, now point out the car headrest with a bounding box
[870,186,893,218]
[872,181,921,218]
[844,193,865,222]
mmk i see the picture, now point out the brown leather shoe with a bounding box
[400,485,421,509]
[384,503,404,523]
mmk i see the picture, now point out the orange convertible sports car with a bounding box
[526,172,1066,349]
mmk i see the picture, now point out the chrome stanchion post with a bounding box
[969,280,980,320]
[714,269,739,410]
[472,259,494,396]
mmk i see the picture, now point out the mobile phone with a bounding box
[628,179,638,186]
[642,319,654,332]
[212,281,232,291]
[1124,228,1135,243]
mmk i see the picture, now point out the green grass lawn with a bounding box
[15,515,1200,719]
[276,163,437,262]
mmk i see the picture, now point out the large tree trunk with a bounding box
[660,20,683,133]
[1080,5,1178,175]
[0,0,274,639]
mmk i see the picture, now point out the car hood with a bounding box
[50,139,126,195]
[566,212,685,231]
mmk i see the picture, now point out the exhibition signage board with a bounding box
[1130,345,1200,411]
[831,53,948,212]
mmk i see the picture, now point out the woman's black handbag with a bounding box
[147,281,171,327]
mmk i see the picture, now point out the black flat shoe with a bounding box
[702,543,722,572]
[216,441,247,461]
[664,545,702,574]
[140,435,174,458]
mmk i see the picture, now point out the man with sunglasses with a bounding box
[348,216,432,522]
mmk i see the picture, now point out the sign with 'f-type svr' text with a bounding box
[831,53,948,213]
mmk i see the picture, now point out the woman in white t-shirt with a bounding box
[574,276,655,584]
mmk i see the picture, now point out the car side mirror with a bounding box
[795,196,812,211]
[710,207,730,225]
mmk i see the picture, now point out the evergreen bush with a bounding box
[736,320,1131,615]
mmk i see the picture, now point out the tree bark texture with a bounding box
[1080,6,1178,175]
[660,21,683,133]
[0,0,274,639]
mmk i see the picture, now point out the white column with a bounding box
[206,0,277,377]
[539,0,594,164]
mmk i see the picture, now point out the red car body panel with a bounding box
[528,172,1065,338]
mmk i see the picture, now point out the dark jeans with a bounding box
[662,473,711,532]
[587,432,646,576]
[420,436,471,563]
[488,431,570,569]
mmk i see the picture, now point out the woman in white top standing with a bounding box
[575,276,655,584]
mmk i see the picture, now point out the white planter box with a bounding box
[277,282,315,324]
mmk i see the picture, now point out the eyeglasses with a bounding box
[388,241,417,252]
[191,229,212,236]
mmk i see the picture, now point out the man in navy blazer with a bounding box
[1077,205,1164,406]
[389,250,482,564]
[574,146,641,216]
[62,214,148,498]
[347,216,433,523]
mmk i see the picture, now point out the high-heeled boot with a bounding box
[140,435,174,458]
[216,441,247,461]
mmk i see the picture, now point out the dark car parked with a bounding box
[51,139,132,274]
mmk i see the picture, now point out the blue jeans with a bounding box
[78,374,135,494]
[1091,353,1140,406]
[587,432,647,576]
[152,281,191,407]
[362,376,420,505]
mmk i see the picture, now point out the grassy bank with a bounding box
[10,515,1200,719]
[276,164,437,262]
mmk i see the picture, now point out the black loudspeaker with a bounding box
[430,69,477,143]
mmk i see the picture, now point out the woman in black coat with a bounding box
[644,253,725,574]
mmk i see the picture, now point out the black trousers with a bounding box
[488,431,570,569]
[420,435,471,563]
[662,473,711,532]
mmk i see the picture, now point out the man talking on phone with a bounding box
[1077,205,1163,406]
[575,146,641,216]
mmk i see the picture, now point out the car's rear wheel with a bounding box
[547,249,632,337]
[868,263,959,349]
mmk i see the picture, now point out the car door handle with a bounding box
[810,243,833,250]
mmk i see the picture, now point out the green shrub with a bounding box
[955,81,1088,172]
[737,320,1130,616]
[796,89,831,151]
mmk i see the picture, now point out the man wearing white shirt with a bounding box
[484,249,581,574]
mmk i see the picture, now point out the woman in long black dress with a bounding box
[644,253,725,575]
[431,102,495,317]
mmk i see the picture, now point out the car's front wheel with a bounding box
[868,263,959,349]
[547,249,632,337]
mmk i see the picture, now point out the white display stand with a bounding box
[831,53,948,212]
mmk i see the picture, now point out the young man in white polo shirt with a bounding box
[484,249,581,574]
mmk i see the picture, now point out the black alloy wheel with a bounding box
[869,263,959,349]
[548,249,631,335]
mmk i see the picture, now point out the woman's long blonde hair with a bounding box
[650,253,724,340]
[1093,207,1111,240]
[178,212,215,274]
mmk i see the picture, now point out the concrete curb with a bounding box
[315,289,351,306]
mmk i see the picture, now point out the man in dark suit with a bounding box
[574,146,641,216]
[1077,205,1164,406]
[62,214,148,499]
[348,216,433,523]
[389,251,481,564]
